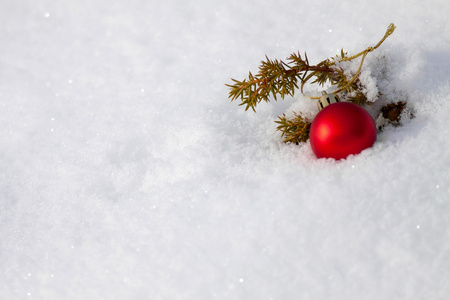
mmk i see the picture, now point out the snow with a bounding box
[1,0,450,299]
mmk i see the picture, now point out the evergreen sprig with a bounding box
[275,113,311,144]
[227,24,397,144]
[226,54,335,112]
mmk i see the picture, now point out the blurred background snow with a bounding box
[1,0,450,299]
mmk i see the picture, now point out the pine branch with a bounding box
[347,90,368,106]
[275,113,311,144]
[226,54,334,112]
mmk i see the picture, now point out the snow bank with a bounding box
[1,0,450,299]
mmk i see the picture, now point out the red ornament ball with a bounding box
[309,102,377,159]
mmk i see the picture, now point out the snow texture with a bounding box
[1,0,450,299]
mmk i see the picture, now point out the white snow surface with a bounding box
[1,0,450,299]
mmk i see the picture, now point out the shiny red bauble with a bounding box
[309,102,377,159]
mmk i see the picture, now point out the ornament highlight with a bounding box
[309,101,377,159]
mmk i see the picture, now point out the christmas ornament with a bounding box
[309,93,377,159]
